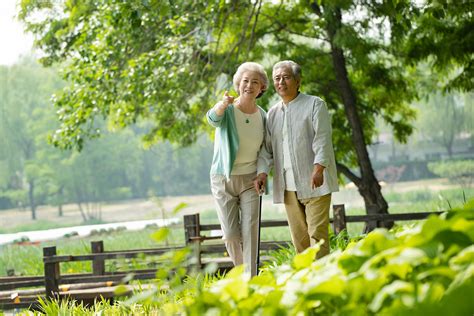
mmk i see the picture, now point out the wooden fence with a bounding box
[0,204,442,310]
[1,241,175,310]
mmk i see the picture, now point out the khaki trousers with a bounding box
[211,173,259,276]
[284,191,331,258]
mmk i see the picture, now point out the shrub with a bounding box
[428,160,474,189]
[184,201,474,315]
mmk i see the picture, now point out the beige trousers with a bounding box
[284,191,331,258]
[211,173,259,276]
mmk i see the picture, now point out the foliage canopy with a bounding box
[18,0,420,160]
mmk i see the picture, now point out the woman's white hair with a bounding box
[233,62,269,98]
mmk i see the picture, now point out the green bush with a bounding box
[428,160,474,189]
[184,201,474,315]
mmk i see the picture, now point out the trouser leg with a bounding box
[301,194,331,258]
[210,175,243,266]
[284,190,310,253]
[239,174,260,276]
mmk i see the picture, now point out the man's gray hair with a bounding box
[273,60,302,80]
[233,62,269,98]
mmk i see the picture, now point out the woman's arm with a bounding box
[206,91,234,127]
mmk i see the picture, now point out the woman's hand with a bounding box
[254,173,267,194]
[214,91,235,116]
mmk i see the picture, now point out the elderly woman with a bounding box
[207,62,268,276]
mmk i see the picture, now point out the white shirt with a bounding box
[282,104,297,191]
[257,93,339,203]
[232,107,264,175]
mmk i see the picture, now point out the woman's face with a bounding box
[238,71,263,99]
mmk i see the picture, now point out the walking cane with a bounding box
[255,186,264,276]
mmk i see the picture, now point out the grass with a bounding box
[0,225,185,277]
[339,187,472,235]
[383,187,473,206]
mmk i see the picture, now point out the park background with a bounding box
[0,0,472,236]
[0,0,473,314]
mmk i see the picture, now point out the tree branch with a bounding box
[247,0,263,54]
[336,162,361,186]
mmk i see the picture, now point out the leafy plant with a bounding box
[183,201,474,315]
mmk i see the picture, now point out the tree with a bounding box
[0,56,63,219]
[401,1,473,92]
[417,92,467,158]
[58,127,143,222]
[19,0,229,150]
[21,0,466,230]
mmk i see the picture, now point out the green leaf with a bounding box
[172,202,188,214]
[292,246,318,270]
[369,280,414,312]
[150,227,170,242]
[417,266,456,282]
[450,245,474,270]
[211,266,249,302]
[306,274,346,296]
[249,272,276,287]
[114,284,131,296]
[446,263,474,294]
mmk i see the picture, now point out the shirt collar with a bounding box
[279,92,302,111]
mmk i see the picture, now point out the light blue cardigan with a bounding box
[207,104,267,179]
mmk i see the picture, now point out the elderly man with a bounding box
[255,60,338,258]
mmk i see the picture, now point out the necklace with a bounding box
[244,113,251,124]
[237,105,255,124]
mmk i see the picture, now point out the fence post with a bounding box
[332,204,347,235]
[91,241,105,275]
[184,214,202,269]
[184,214,201,244]
[43,246,59,298]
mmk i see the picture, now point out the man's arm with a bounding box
[311,98,333,189]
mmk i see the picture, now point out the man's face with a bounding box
[273,67,300,101]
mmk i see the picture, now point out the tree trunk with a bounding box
[323,5,393,231]
[447,144,453,159]
[57,186,64,217]
[28,179,36,220]
[77,201,88,222]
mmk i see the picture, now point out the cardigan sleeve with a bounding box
[206,107,226,127]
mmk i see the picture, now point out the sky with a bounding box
[0,0,34,65]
